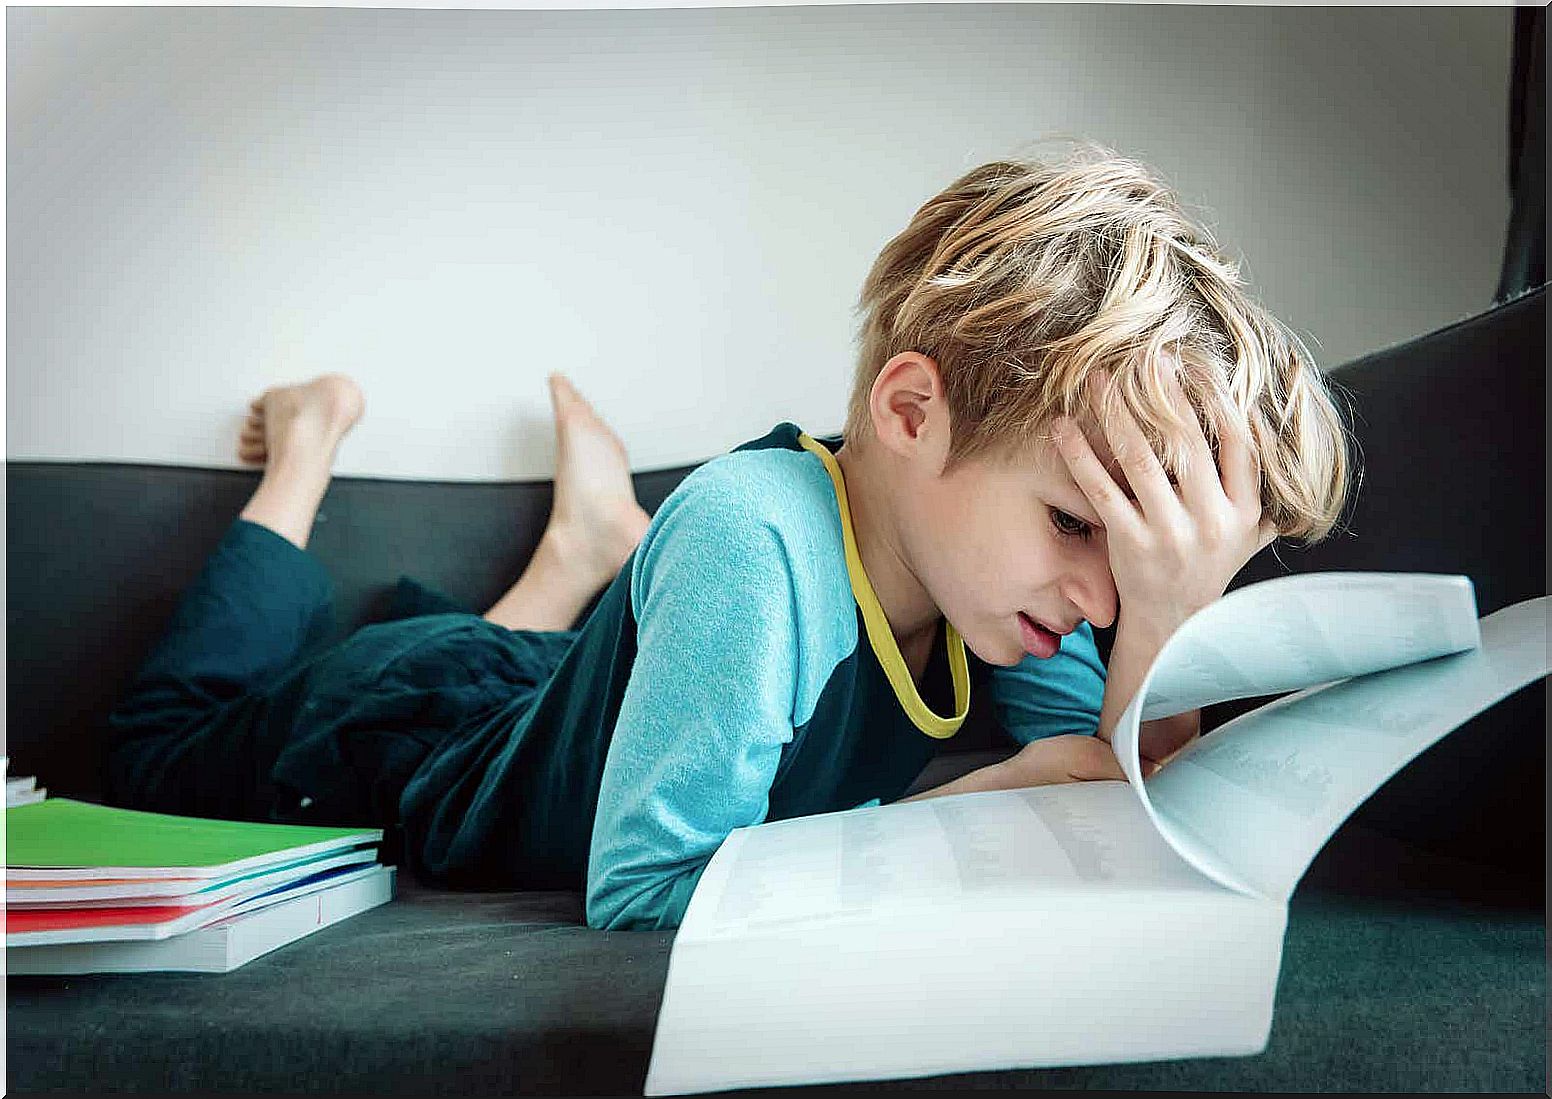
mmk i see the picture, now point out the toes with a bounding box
[549,372,588,406]
[548,373,581,415]
[551,384,613,440]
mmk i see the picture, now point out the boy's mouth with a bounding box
[1017,611,1061,659]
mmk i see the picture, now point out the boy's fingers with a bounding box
[1089,369,1179,525]
[1165,368,1221,514]
[1216,403,1261,509]
[1054,415,1137,536]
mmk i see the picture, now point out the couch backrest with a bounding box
[7,287,1545,875]
[1209,283,1546,875]
[6,453,706,803]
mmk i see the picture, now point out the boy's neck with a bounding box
[831,440,943,653]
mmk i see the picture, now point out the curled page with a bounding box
[1137,573,1480,722]
[1111,573,1484,896]
[1141,597,1548,902]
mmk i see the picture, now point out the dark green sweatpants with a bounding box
[103,517,578,874]
[105,518,343,825]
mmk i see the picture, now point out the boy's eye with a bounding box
[1050,508,1093,541]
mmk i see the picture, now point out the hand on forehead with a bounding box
[1070,358,1201,499]
[1068,406,1138,504]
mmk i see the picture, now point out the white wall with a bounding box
[6,4,1514,481]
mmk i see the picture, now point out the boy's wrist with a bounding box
[1095,618,1175,744]
[1113,607,1196,658]
[896,760,1015,804]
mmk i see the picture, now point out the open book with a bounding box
[645,573,1549,1096]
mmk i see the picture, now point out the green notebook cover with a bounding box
[6,798,381,871]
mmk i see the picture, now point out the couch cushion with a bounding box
[5,459,692,806]
[6,816,1541,1094]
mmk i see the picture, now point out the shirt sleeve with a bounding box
[584,474,800,931]
[989,620,1107,746]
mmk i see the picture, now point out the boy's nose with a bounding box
[1062,561,1119,630]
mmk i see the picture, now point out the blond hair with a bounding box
[842,137,1355,544]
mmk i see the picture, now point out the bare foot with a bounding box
[541,372,651,585]
[238,373,367,470]
[236,373,366,551]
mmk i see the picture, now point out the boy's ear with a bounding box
[869,352,950,469]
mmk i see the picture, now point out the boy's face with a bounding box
[913,415,1123,667]
[859,353,1129,668]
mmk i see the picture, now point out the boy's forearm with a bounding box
[902,622,1201,806]
[1096,621,1164,745]
[1096,621,1200,755]
[896,760,1019,804]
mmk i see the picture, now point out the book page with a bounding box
[1140,597,1548,902]
[652,784,1285,1095]
[678,780,1215,945]
[1108,572,1487,896]
[1137,573,1480,722]
[648,883,1284,1095]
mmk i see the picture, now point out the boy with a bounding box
[106,141,1351,931]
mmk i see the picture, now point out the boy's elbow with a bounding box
[585,860,709,932]
[585,890,663,932]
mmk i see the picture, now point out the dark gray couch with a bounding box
[7,285,1545,1094]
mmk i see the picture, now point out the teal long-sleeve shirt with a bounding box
[289,422,1107,931]
[579,423,1106,929]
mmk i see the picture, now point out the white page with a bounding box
[1138,573,1479,722]
[678,780,1214,945]
[1110,572,1485,896]
[649,886,1284,1096]
[6,862,385,946]
[648,572,1518,1096]
[6,788,47,809]
[1110,687,1262,896]
[653,782,1285,1096]
[1140,597,1548,902]
[7,848,381,907]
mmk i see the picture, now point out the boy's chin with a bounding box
[958,628,1026,668]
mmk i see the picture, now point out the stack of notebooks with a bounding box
[6,796,395,974]
[8,774,47,808]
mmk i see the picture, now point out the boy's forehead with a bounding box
[996,410,1137,504]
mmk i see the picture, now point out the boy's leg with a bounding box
[481,372,650,631]
[106,520,338,819]
[106,374,366,820]
[237,373,366,552]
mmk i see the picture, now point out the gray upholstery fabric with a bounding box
[7,765,1543,1093]
[5,286,1545,1093]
